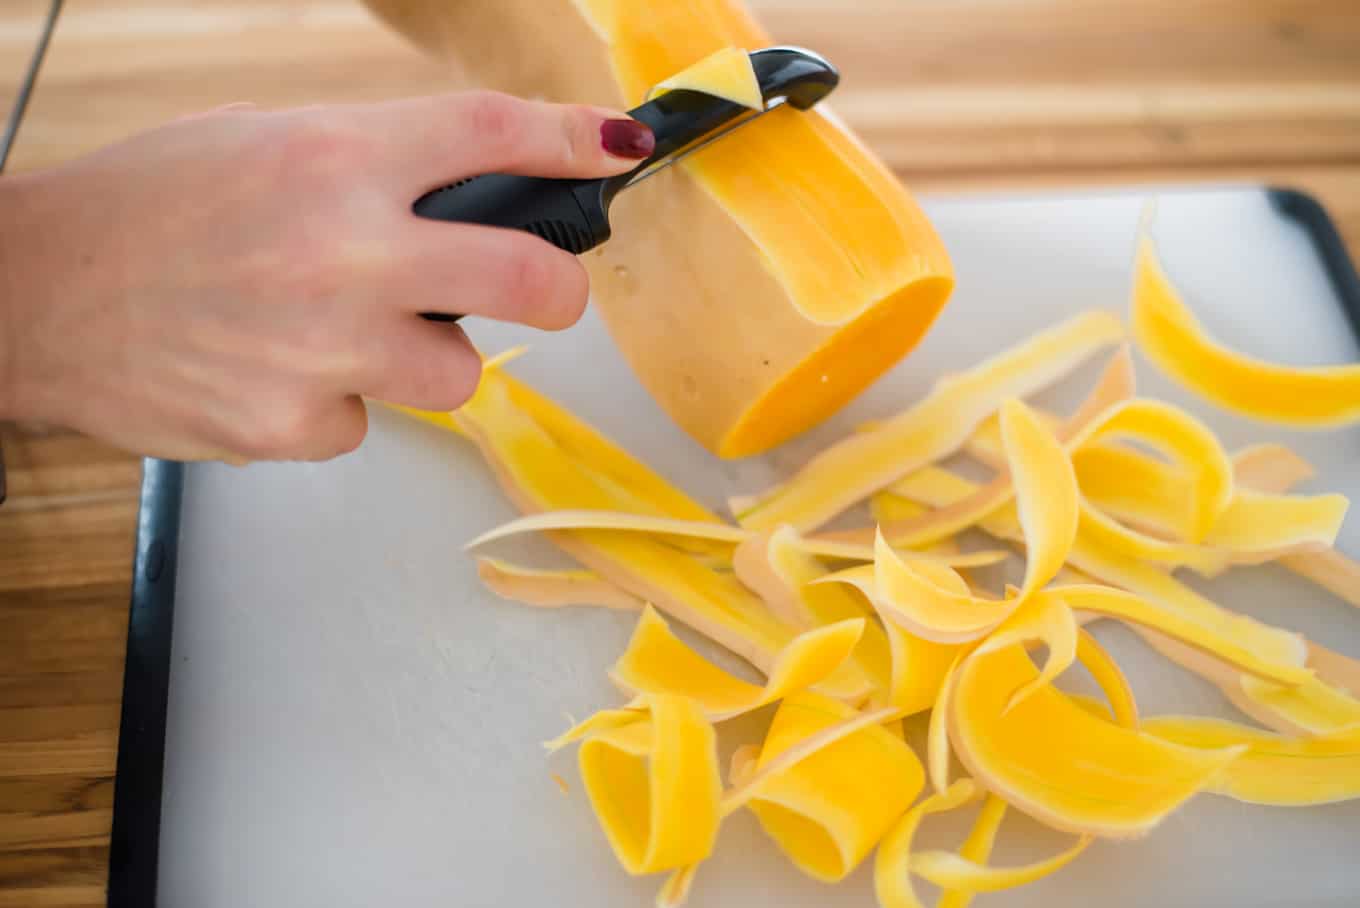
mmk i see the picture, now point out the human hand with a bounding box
[0,92,655,462]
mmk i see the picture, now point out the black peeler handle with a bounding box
[413,175,616,323]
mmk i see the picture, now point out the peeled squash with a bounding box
[365,0,953,456]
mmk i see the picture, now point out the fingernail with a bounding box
[601,118,655,159]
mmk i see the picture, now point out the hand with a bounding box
[0,92,655,463]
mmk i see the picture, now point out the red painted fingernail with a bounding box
[600,118,655,159]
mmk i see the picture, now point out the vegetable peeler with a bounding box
[413,45,839,323]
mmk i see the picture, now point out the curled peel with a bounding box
[875,780,982,908]
[1067,397,1233,544]
[1132,234,1360,426]
[880,463,1312,675]
[1142,715,1360,805]
[733,310,1124,531]
[1074,629,1140,729]
[837,347,1133,552]
[725,694,921,882]
[578,694,722,875]
[973,593,1079,715]
[822,398,1077,644]
[608,605,866,720]
[948,643,1246,838]
[935,795,1008,908]
[732,527,895,702]
[878,782,1086,908]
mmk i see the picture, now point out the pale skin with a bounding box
[0,92,655,463]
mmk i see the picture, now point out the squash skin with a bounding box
[365,0,953,456]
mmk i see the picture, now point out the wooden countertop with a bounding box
[1,0,1357,902]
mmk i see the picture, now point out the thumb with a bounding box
[360,91,656,195]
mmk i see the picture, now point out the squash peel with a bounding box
[831,347,1133,551]
[733,310,1124,531]
[874,779,982,908]
[578,694,722,875]
[732,527,895,702]
[475,557,641,612]
[879,464,1311,675]
[935,794,1008,908]
[608,605,866,720]
[1132,234,1360,427]
[1074,629,1140,729]
[947,643,1246,838]
[822,398,1077,644]
[647,45,763,110]
[1142,715,1360,805]
[728,693,923,883]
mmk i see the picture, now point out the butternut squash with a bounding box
[364,0,954,456]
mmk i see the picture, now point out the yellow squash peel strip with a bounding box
[881,465,1309,674]
[882,466,1360,735]
[827,347,1134,551]
[1074,629,1141,728]
[733,310,1124,531]
[475,557,642,612]
[1132,234,1360,426]
[607,605,865,721]
[647,45,763,110]
[723,692,923,883]
[470,508,1008,569]
[874,779,1087,908]
[577,694,722,875]
[968,418,1345,568]
[947,643,1246,838]
[1141,715,1360,805]
[958,405,1346,575]
[454,371,852,689]
[874,779,981,908]
[821,398,1079,643]
[934,794,1008,908]
[909,833,1089,895]
[732,527,895,703]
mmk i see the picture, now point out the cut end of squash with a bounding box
[720,274,955,457]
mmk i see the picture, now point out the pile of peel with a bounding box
[398,232,1360,907]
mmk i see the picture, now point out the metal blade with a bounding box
[623,97,788,189]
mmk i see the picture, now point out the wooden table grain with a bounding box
[1,0,1358,903]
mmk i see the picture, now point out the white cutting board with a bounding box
[158,186,1360,908]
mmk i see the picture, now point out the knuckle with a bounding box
[399,345,482,412]
[533,251,588,330]
[494,241,588,329]
[463,92,526,155]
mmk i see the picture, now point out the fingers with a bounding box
[360,91,655,195]
[357,319,484,413]
[296,395,369,462]
[392,221,590,330]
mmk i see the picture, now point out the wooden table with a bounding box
[1,0,1357,902]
